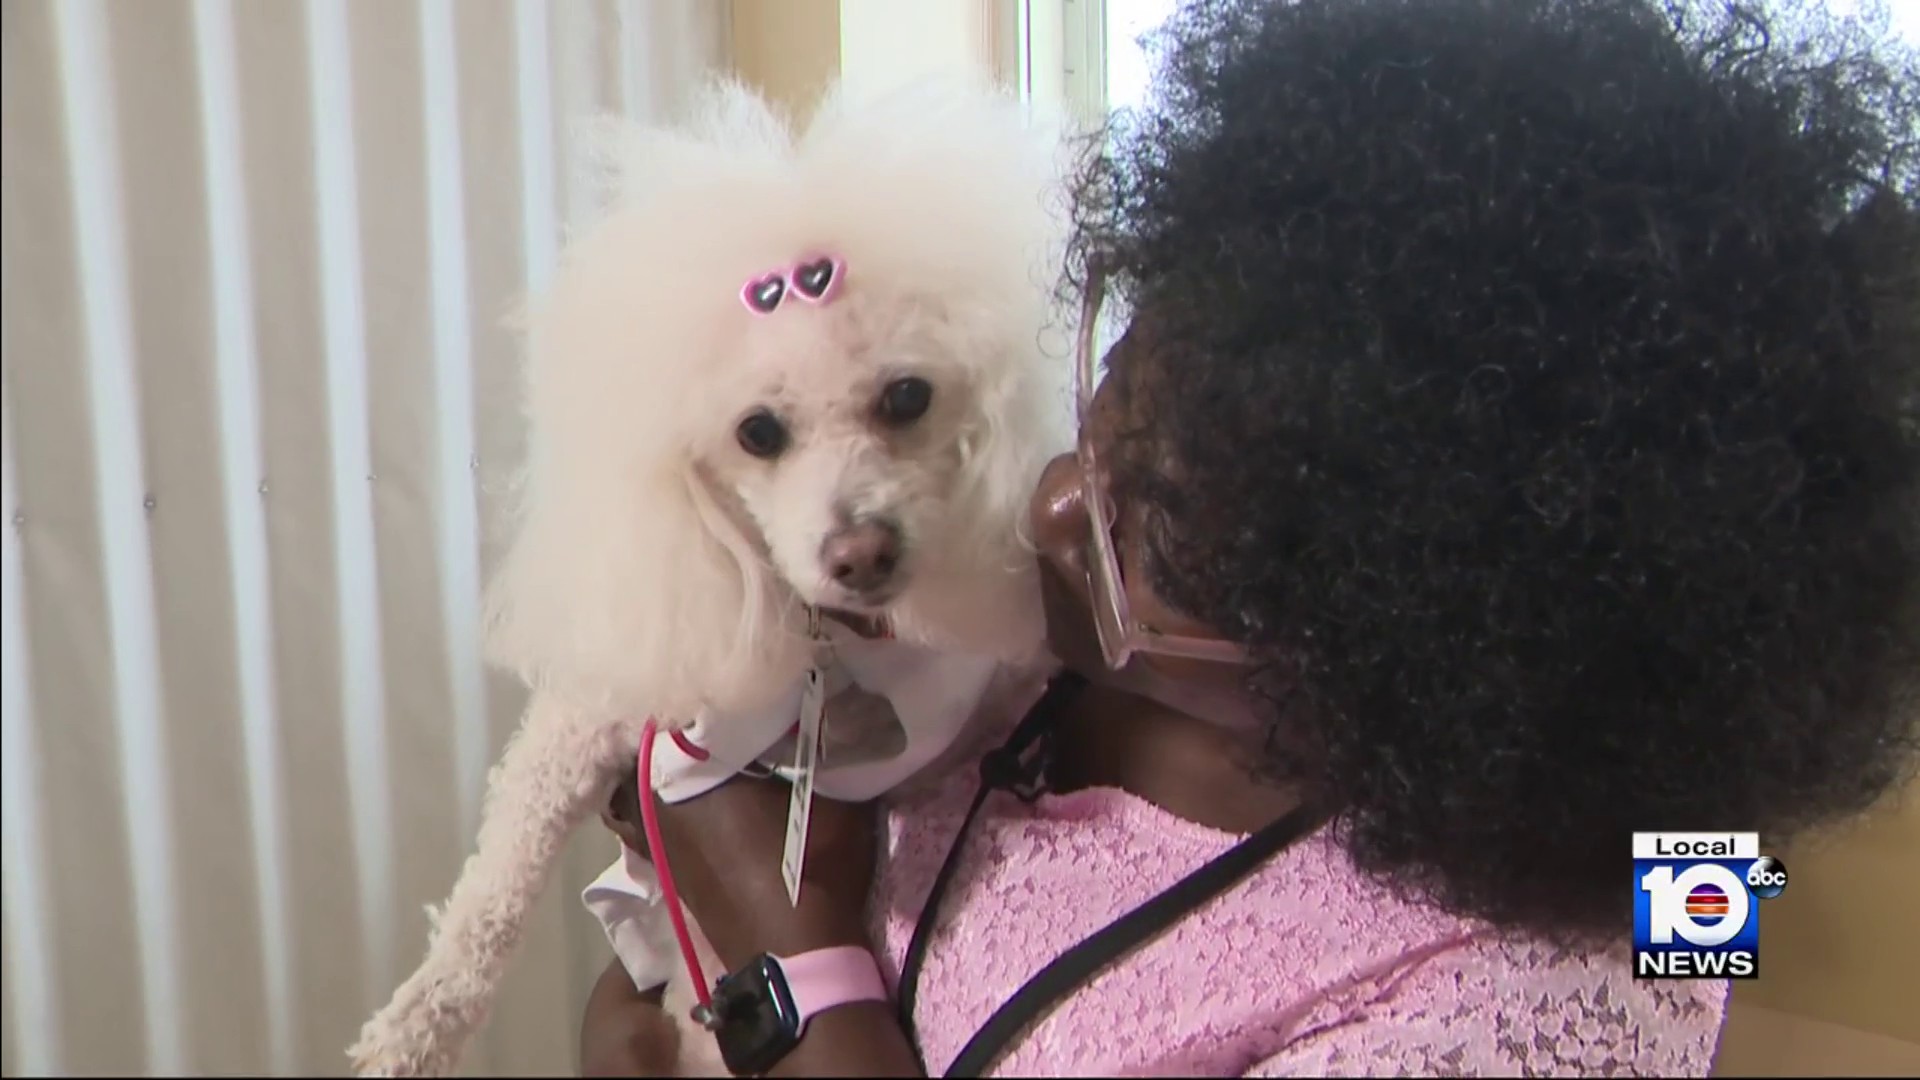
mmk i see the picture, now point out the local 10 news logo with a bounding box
[1633,832,1787,979]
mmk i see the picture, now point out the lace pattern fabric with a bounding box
[867,770,1727,1078]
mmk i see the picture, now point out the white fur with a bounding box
[347,74,1075,1076]
[485,75,1073,725]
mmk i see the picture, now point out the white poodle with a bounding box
[347,74,1074,1076]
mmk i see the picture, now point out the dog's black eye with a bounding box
[736,411,789,458]
[877,377,934,426]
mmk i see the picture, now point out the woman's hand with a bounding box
[606,769,879,968]
[602,772,924,1076]
[658,771,881,968]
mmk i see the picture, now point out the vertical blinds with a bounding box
[0,1,729,1073]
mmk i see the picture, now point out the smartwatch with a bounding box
[700,945,888,1075]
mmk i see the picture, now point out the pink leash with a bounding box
[637,719,715,1016]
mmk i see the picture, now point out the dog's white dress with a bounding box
[582,616,1001,990]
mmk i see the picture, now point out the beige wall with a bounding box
[1713,776,1920,1074]
[729,0,1008,122]
[728,0,843,121]
[1740,781,1918,1043]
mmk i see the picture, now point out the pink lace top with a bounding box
[868,763,1729,1076]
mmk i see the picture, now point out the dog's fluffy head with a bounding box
[484,76,1074,723]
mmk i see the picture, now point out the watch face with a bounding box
[713,956,802,1076]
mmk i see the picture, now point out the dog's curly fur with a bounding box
[1071,0,1920,939]
[348,76,1071,1075]
[486,78,1071,724]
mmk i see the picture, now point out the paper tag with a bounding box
[780,666,827,906]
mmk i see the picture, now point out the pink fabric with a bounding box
[869,763,1728,1077]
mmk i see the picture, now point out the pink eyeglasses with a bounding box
[1074,273,1253,671]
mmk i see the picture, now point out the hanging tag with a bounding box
[781,665,827,906]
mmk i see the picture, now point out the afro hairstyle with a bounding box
[1068,0,1920,936]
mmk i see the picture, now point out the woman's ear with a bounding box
[482,449,810,726]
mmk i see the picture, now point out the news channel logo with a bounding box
[1632,832,1788,979]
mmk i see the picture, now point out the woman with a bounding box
[582,0,1919,1074]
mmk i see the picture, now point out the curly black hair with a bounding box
[1069,0,1920,937]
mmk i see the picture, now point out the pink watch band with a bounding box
[776,945,888,1032]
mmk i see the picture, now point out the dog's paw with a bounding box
[347,1024,456,1078]
[346,1037,442,1077]
[347,973,465,1077]
[347,1022,453,1078]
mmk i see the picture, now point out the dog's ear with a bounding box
[482,439,808,726]
[480,233,809,726]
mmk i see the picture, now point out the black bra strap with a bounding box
[894,669,1325,1078]
[940,802,1323,1077]
[896,670,1086,1064]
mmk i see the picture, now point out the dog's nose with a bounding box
[822,520,903,595]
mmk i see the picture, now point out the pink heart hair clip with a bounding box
[739,255,844,315]
[790,256,843,304]
[741,271,786,314]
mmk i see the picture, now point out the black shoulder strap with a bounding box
[896,671,1085,1054]
[939,802,1322,1077]
[895,670,1325,1078]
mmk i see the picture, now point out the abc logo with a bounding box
[1746,855,1789,899]
[1641,863,1753,948]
